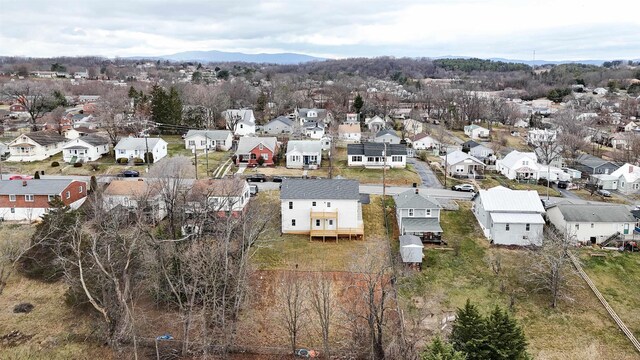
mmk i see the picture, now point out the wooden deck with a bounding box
[309,225,365,242]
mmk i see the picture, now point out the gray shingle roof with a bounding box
[18,131,66,146]
[375,129,400,138]
[280,179,360,200]
[78,135,109,146]
[114,137,167,151]
[347,143,407,156]
[395,189,440,209]
[0,179,76,195]
[236,137,277,154]
[286,140,322,155]
[399,235,424,263]
[401,218,443,233]
[554,204,635,223]
[185,129,232,141]
[267,116,294,127]
[576,153,618,169]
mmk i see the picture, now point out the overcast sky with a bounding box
[2,0,639,61]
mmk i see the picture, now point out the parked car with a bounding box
[557,180,569,189]
[117,170,140,178]
[246,174,267,182]
[596,189,611,197]
[295,348,320,358]
[8,175,33,180]
[272,176,286,183]
[451,184,475,192]
[249,184,259,196]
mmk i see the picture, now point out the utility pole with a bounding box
[193,145,198,180]
[205,133,209,177]
[144,135,150,173]
[383,142,387,200]
[443,145,448,188]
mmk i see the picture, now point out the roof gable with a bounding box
[395,189,440,209]
[280,179,360,200]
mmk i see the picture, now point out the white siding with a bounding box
[281,199,360,233]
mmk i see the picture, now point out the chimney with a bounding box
[630,165,634,173]
[22,180,27,187]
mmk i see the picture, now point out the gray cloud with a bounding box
[1,0,638,60]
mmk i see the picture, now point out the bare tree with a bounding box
[309,271,334,358]
[0,235,26,296]
[278,268,306,354]
[525,228,578,308]
[2,81,55,130]
[96,88,131,148]
[555,110,589,166]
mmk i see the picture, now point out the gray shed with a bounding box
[399,235,424,264]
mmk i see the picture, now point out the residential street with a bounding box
[408,158,443,189]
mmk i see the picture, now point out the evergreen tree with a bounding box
[353,94,364,113]
[485,306,528,360]
[150,84,169,125]
[422,337,466,360]
[450,300,489,360]
[167,86,183,127]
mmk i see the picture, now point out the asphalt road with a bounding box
[408,158,443,189]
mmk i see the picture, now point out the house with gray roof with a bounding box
[6,131,67,162]
[547,202,636,244]
[280,179,364,240]
[62,135,110,163]
[184,129,233,151]
[0,179,87,221]
[473,186,545,246]
[114,137,168,163]
[263,116,294,135]
[295,108,332,126]
[347,142,407,168]
[235,136,278,166]
[286,140,322,169]
[395,188,442,242]
[374,129,402,144]
[575,153,620,176]
[441,150,485,178]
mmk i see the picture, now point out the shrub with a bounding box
[256,155,265,166]
[51,161,60,167]
[73,162,82,168]
[133,157,144,165]
[13,303,34,313]
[34,171,40,179]
[90,164,100,171]
[116,157,129,164]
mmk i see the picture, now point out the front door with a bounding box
[624,223,630,235]
[590,237,597,245]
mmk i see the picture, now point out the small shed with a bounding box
[400,235,425,269]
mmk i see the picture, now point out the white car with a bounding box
[452,184,475,192]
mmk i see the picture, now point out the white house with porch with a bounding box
[546,203,636,244]
[347,143,407,169]
[441,150,485,177]
[62,135,110,163]
[6,131,67,162]
[496,150,539,180]
[114,137,168,163]
[473,186,545,246]
[286,140,322,169]
[280,179,364,240]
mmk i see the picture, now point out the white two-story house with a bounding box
[286,140,322,169]
[473,186,545,246]
[184,130,233,151]
[62,135,110,163]
[223,109,256,136]
[496,150,539,180]
[395,188,442,242]
[347,143,407,169]
[280,179,364,240]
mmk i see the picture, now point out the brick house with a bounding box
[235,137,278,166]
[0,179,87,221]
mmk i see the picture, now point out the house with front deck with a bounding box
[280,179,364,240]
[441,150,485,177]
[6,131,67,162]
[62,135,110,163]
[395,188,442,242]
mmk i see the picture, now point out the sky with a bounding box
[1,0,639,61]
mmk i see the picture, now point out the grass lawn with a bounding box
[571,189,630,204]
[484,173,562,197]
[332,160,422,186]
[252,193,388,271]
[398,203,639,359]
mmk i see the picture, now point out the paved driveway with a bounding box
[408,158,443,189]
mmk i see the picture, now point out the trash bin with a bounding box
[412,182,417,188]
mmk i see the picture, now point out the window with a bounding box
[312,201,316,206]
[505,223,510,231]
[10,208,15,213]
[316,219,321,226]
[523,160,528,165]
[329,220,333,226]
[201,140,206,146]
[367,156,375,162]
[66,191,71,199]
[250,153,257,160]
[263,154,269,161]
[327,202,331,207]
[392,156,402,162]
[25,194,34,202]
[575,224,579,230]
[259,143,263,150]
[408,209,414,217]
[591,223,594,228]
[9,194,16,202]
[79,186,83,193]
[352,155,362,162]
[289,201,293,209]
[48,195,55,202]
[525,223,530,231]
[291,219,296,226]
[426,209,431,216]
[188,140,195,146]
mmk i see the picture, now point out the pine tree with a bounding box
[167,86,183,126]
[485,306,528,360]
[353,94,364,113]
[150,84,168,125]
[450,300,489,360]
[422,337,466,360]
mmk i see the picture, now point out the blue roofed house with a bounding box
[395,188,443,242]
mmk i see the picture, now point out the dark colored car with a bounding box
[246,174,267,182]
[272,176,286,183]
[557,181,569,189]
[117,170,140,178]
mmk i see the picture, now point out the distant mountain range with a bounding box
[130,50,325,64]
[126,49,638,66]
